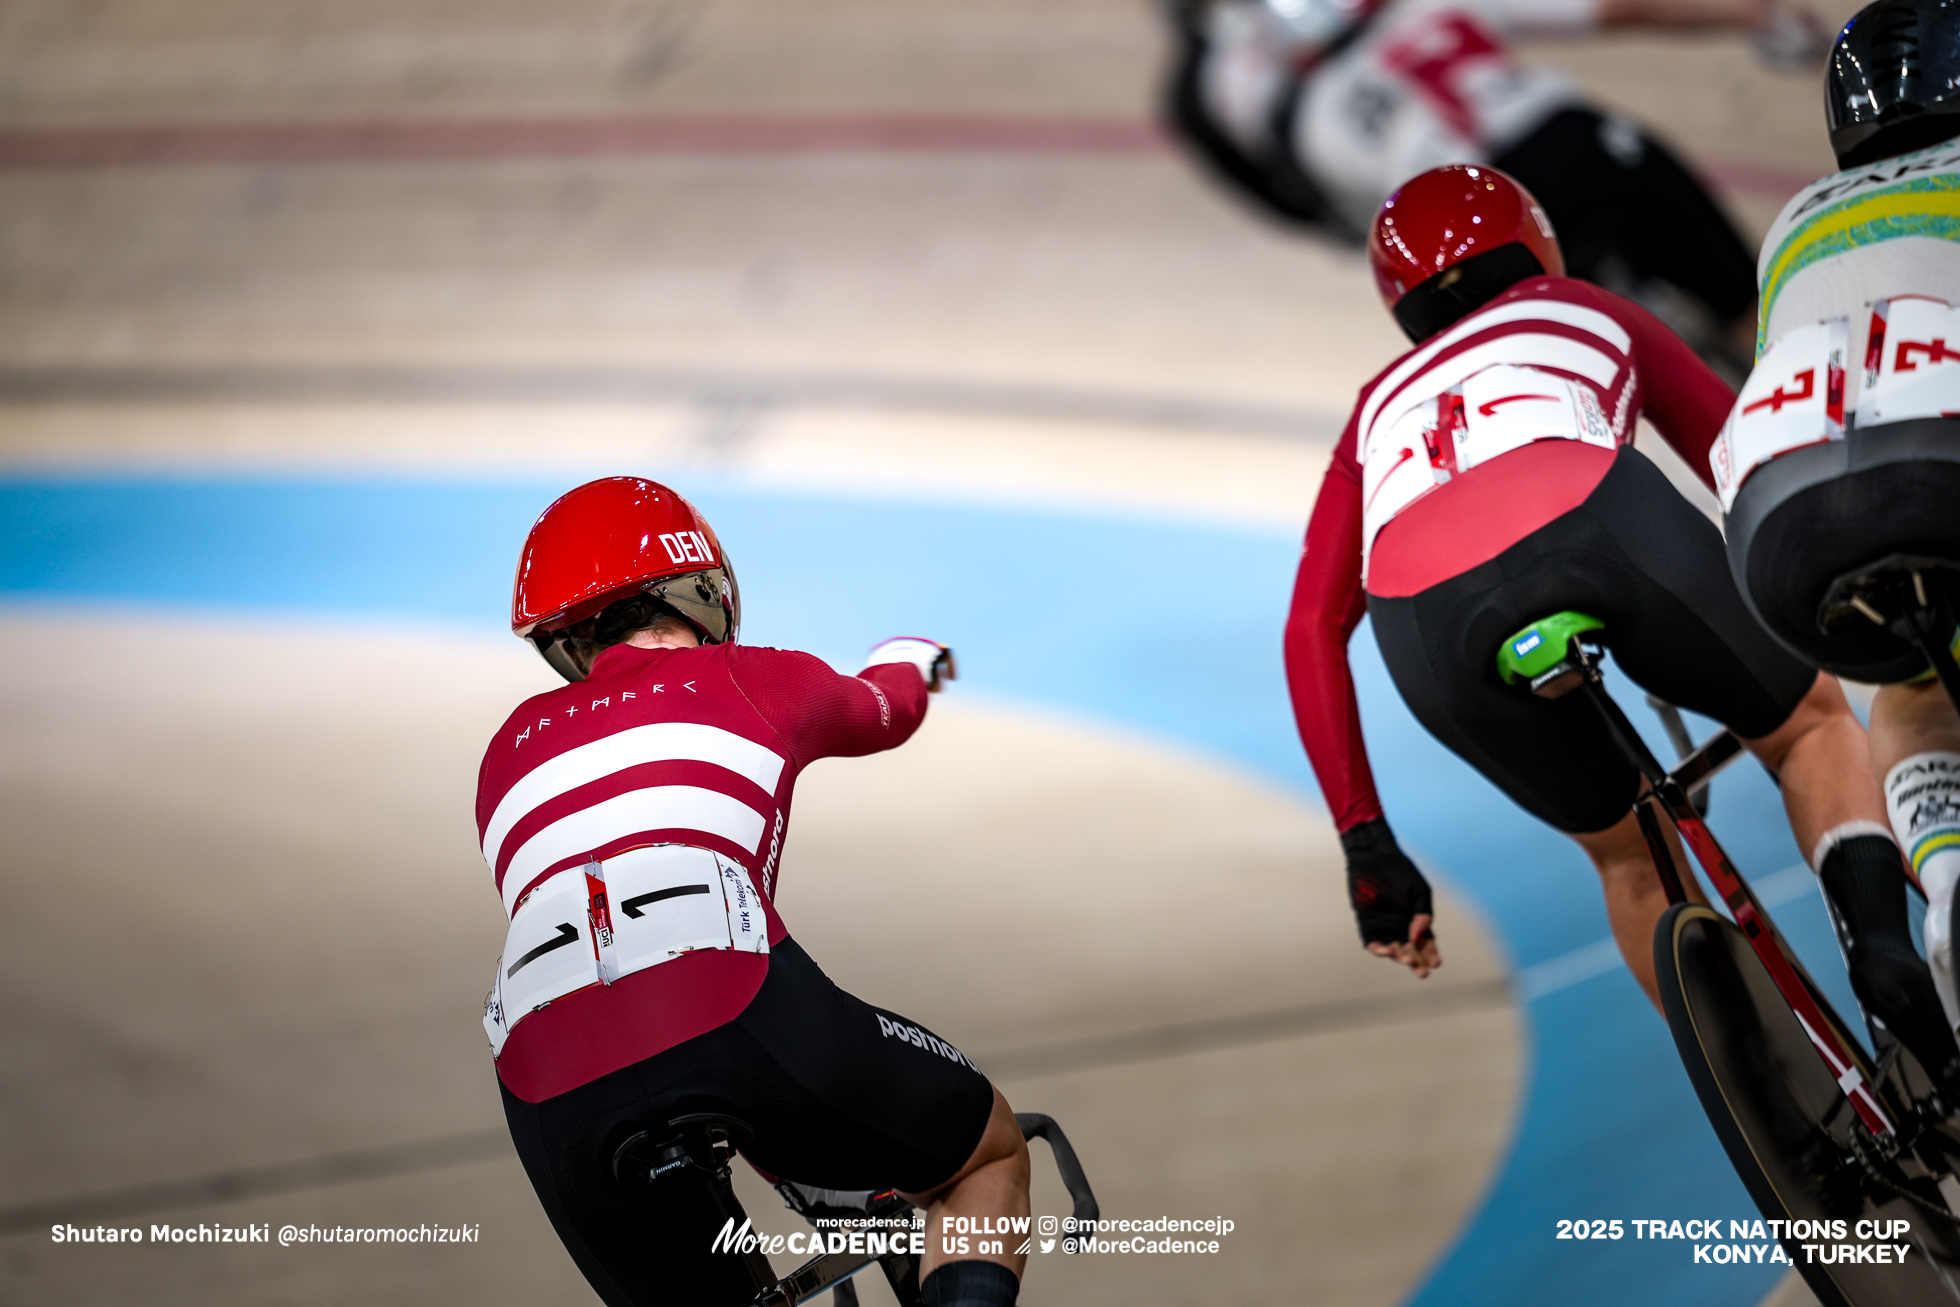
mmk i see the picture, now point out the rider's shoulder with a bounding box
[1772,142,1960,232]
[1477,276,1650,342]
[1370,275,1617,372]
[1491,274,1610,310]
[724,644,843,682]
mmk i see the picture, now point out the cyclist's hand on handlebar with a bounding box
[1340,818,1441,979]
[862,638,958,692]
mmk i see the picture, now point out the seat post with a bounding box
[1496,614,1688,902]
[614,1114,777,1295]
[1543,637,1673,788]
[1891,595,1960,709]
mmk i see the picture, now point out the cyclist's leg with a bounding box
[1574,454,1886,852]
[730,938,1029,1305]
[1873,682,1960,1036]
[1368,567,1702,1009]
[1571,813,1702,1005]
[900,1090,1030,1303]
[1735,676,1889,859]
[1582,448,1960,1082]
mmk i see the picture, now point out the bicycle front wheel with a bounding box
[1656,902,1960,1306]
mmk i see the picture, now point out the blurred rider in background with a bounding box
[480,478,1029,1307]
[1714,0,1960,1050]
[1283,164,1960,1091]
[1163,0,1825,372]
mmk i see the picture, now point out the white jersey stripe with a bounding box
[483,722,784,872]
[1359,298,1633,438]
[1365,333,1625,437]
[499,785,769,916]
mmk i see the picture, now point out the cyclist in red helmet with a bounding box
[480,477,1029,1307]
[1285,165,1960,1088]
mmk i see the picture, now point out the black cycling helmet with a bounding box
[1828,0,1960,168]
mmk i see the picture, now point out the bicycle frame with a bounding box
[1540,637,1898,1138]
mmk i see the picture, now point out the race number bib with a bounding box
[483,869,599,1058]
[1856,296,1960,428]
[1711,318,1846,512]
[483,845,768,1058]
[1458,365,1615,457]
[1360,363,1617,569]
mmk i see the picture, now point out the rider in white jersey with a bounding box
[1754,143,1960,367]
[1717,0,1960,1057]
[1164,0,1825,363]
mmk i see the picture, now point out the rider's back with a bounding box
[1718,134,1960,680]
[476,640,927,1102]
[1757,140,1960,367]
[1341,273,1733,597]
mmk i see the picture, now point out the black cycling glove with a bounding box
[1340,818,1434,949]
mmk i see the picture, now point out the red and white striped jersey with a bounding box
[1352,276,1651,571]
[1284,275,1733,833]
[475,640,928,1102]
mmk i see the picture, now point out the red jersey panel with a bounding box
[476,641,927,1102]
[1284,277,1733,834]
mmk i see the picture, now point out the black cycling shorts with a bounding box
[1367,447,1817,834]
[500,937,995,1307]
[1493,107,1759,325]
[1726,417,1960,683]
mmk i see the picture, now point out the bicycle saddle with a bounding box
[1820,552,1960,632]
[611,1113,755,1188]
[1496,611,1605,699]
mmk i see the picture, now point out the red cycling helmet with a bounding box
[1368,164,1564,344]
[512,476,739,681]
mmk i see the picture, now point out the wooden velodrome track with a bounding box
[0,2,1862,1304]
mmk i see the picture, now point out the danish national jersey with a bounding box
[1284,276,1733,832]
[476,640,927,1102]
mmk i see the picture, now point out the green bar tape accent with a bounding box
[1496,611,1605,685]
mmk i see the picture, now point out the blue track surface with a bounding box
[1,473,1865,1304]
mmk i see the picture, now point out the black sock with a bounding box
[920,1259,1019,1307]
[1820,834,1960,1087]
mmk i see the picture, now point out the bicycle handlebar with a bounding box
[1015,1112,1099,1226]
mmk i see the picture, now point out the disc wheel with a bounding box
[1655,903,1960,1305]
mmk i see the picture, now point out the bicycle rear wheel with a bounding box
[1656,903,1960,1305]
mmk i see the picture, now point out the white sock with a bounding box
[1887,751,1960,1036]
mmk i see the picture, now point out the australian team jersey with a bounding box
[1709,143,1960,509]
[1292,0,1592,230]
[1756,141,1960,357]
[1284,276,1733,831]
[475,641,928,1102]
